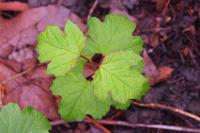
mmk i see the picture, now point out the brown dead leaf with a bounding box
[109,0,138,25]
[37,5,86,32]
[84,62,99,79]
[0,7,46,46]
[0,5,86,59]
[156,66,174,83]
[4,59,22,73]
[150,34,159,48]
[0,61,58,120]
[143,49,160,84]
[156,0,171,14]
[26,66,53,91]
[0,44,13,58]
[9,47,34,63]
[143,50,174,85]
[182,47,190,56]
[183,25,196,35]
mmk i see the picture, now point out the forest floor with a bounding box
[0,0,200,133]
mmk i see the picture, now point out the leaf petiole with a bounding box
[80,54,91,62]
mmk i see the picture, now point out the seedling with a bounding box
[37,14,148,121]
[0,14,149,132]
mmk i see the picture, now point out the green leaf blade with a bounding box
[0,103,51,133]
[93,50,147,104]
[51,62,111,121]
[37,21,85,76]
[87,14,141,55]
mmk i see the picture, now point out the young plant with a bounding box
[0,14,148,131]
[37,14,149,121]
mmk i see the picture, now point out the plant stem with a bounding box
[80,54,90,62]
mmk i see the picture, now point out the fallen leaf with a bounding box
[26,66,53,91]
[150,34,159,48]
[143,49,160,84]
[143,49,174,85]
[183,25,196,35]
[0,7,46,46]
[36,5,86,32]
[0,5,86,58]
[182,47,190,56]
[9,47,34,63]
[4,59,22,73]
[0,44,13,58]
[156,66,174,83]
[156,0,170,14]
[0,61,59,120]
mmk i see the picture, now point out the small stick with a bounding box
[85,116,111,133]
[109,111,123,120]
[0,66,35,109]
[87,0,99,20]
[1,66,35,85]
[133,101,200,122]
[98,120,200,133]
[0,2,29,11]
[51,119,200,133]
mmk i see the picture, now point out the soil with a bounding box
[1,0,200,133]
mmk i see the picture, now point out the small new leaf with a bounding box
[37,21,85,76]
[87,14,142,55]
[93,50,147,103]
[0,103,51,133]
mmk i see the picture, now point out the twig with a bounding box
[0,84,5,109]
[87,0,99,20]
[0,66,35,85]
[51,117,111,133]
[85,116,111,133]
[109,111,123,120]
[0,66,35,109]
[98,120,200,133]
[133,101,200,122]
[0,2,29,11]
[51,119,200,133]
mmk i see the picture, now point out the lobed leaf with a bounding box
[0,103,51,133]
[51,61,111,121]
[87,14,143,55]
[37,20,85,76]
[93,50,147,103]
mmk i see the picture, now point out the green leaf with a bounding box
[87,14,142,55]
[112,100,131,110]
[37,20,85,76]
[0,103,51,133]
[51,61,111,121]
[93,50,147,104]
[132,36,144,54]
